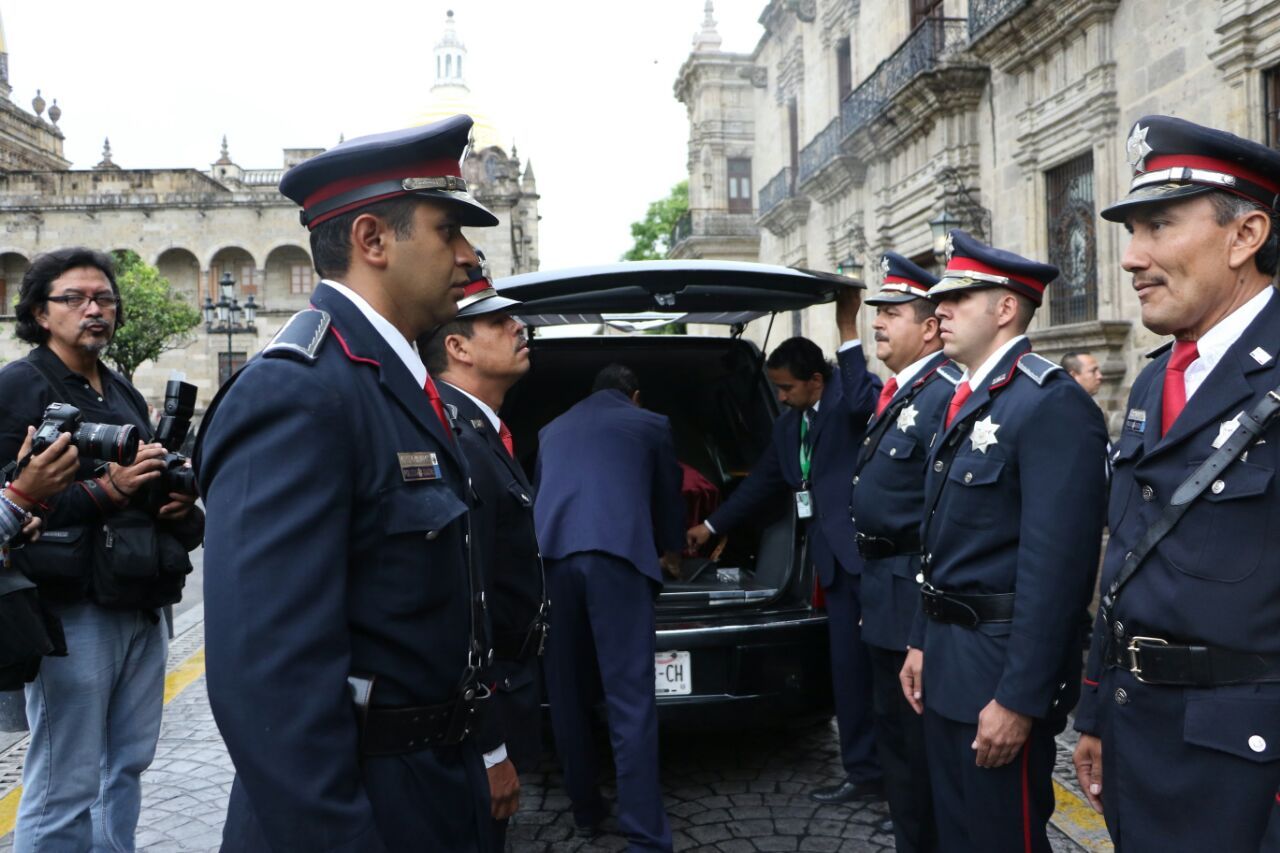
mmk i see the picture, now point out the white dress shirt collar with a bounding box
[1184,286,1274,401]
[894,349,944,389]
[960,335,1028,389]
[440,381,501,431]
[322,279,427,388]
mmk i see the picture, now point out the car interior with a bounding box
[501,333,805,610]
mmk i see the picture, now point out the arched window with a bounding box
[446,55,452,78]
[457,56,463,78]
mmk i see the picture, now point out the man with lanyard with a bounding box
[902,230,1108,852]
[1072,115,1280,851]
[687,288,883,805]
[419,255,547,852]
[196,115,498,851]
[849,252,958,852]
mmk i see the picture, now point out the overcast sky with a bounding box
[4,1,766,269]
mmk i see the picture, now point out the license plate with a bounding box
[654,650,692,696]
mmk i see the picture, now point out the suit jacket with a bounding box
[533,389,684,583]
[707,345,879,587]
[196,282,485,852]
[915,339,1108,724]
[438,382,545,766]
[849,351,959,650]
[1076,289,1280,739]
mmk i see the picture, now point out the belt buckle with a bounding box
[1126,636,1168,684]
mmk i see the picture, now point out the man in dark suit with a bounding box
[849,253,958,852]
[420,259,546,852]
[903,230,1108,852]
[687,288,882,803]
[534,364,684,852]
[1072,115,1280,851]
[196,116,497,852]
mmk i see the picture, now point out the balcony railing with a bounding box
[671,211,692,248]
[797,118,843,186]
[758,167,795,218]
[968,0,1030,41]
[841,17,969,141]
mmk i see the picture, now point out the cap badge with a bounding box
[970,416,1000,454]
[880,256,891,277]
[897,403,919,433]
[944,232,955,262]
[1126,123,1152,173]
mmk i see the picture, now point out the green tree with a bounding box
[622,180,689,261]
[106,250,201,382]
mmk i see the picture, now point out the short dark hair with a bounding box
[592,363,640,397]
[1207,190,1280,277]
[15,247,124,345]
[765,337,831,382]
[908,298,937,324]
[987,288,1037,333]
[1060,350,1091,374]
[308,197,421,280]
[418,318,475,376]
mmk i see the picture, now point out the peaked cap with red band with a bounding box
[456,248,520,318]
[866,251,940,305]
[1102,115,1280,222]
[278,114,499,230]
[927,229,1058,306]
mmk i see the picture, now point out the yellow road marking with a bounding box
[0,646,206,837]
[1053,778,1114,851]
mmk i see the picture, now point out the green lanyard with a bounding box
[799,411,813,484]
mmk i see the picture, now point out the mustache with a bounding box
[1133,275,1166,289]
[873,332,890,342]
[79,318,110,332]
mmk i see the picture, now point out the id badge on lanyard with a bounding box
[797,413,814,519]
[795,487,813,519]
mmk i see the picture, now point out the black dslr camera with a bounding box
[31,402,139,465]
[153,379,197,496]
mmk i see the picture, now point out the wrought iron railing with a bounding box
[758,167,794,217]
[968,0,1030,41]
[797,118,844,186]
[840,17,969,141]
[671,211,692,248]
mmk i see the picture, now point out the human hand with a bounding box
[1073,734,1104,813]
[10,428,79,505]
[973,699,1032,768]
[899,647,924,715]
[19,514,43,543]
[157,489,197,521]
[105,443,166,498]
[835,286,863,340]
[686,523,712,552]
[487,758,520,820]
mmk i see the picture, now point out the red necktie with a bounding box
[1161,340,1200,436]
[498,420,515,458]
[422,372,453,438]
[945,381,972,429]
[876,377,899,418]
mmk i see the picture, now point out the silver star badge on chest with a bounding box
[969,416,1000,454]
[897,403,918,432]
[1126,123,1152,172]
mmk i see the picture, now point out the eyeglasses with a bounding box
[46,293,119,310]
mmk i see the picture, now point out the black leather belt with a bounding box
[1108,634,1280,687]
[920,584,1015,629]
[348,674,478,756]
[855,533,922,560]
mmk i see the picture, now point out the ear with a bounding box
[1228,208,1272,272]
[921,313,941,344]
[349,213,390,271]
[33,303,50,331]
[996,292,1021,329]
[442,333,474,367]
[629,389,642,406]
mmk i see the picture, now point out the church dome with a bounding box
[411,9,505,153]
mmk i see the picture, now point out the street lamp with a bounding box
[929,209,962,264]
[835,253,863,281]
[203,271,258,384]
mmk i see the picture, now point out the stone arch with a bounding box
[263,244,314,311]
[0,251,30,315]
[207,246,258,305]
[155,248,201,304]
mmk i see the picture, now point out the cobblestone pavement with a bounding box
[0,606,1095,851]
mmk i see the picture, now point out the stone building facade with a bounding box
[0,9,539,409]
[673,0,1280,431]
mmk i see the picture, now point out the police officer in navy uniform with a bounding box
[1071,116,1280,851]
[687,287,883,804]
[901,231,1108,852]
[849,253,958,853]
[196,115,498,852]
[420,255,547,852]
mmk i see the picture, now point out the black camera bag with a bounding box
[7,526,93,601]
[0,567,67,690]
[90,507,190,611]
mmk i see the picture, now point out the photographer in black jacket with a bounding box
[0,247,202,852]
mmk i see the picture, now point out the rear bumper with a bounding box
[654,613,834,730]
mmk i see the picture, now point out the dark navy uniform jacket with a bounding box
[707,346,880,588]
[196,282,485,853]
[1075,291,1280,827]
[533,389,684,582]
[438,382,546,768]
[850,351,959,651]
[915,339,1108,724]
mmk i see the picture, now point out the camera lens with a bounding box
[73,422,139,466]
[166,464,197,495]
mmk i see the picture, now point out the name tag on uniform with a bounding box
[1124,408,1147,434]
[398,451,442,482]
[795,489,813,519]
